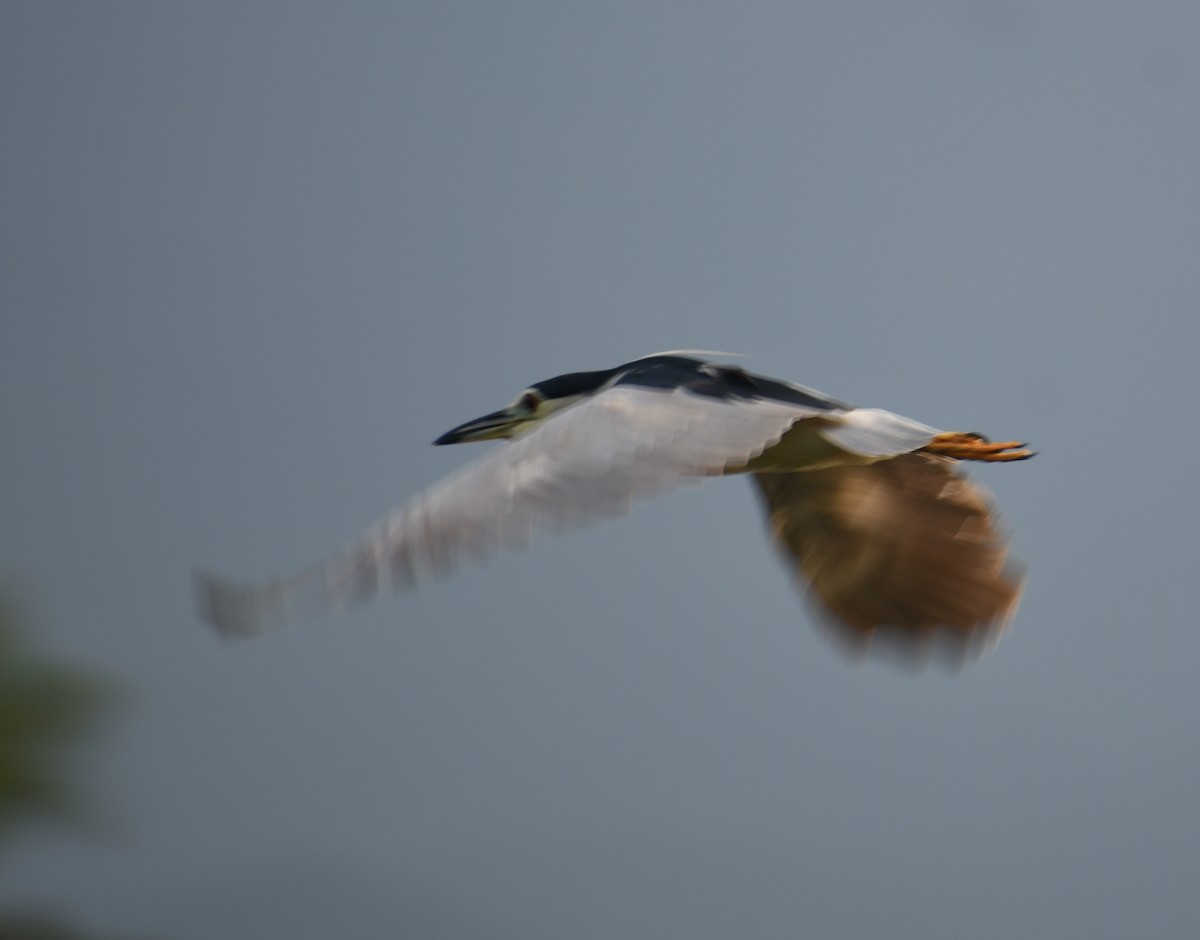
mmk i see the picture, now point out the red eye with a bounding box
[520,393,540,412]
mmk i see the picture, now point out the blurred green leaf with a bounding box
[0,595,118,840]
[0,909,157,939]
[0,592,152,937]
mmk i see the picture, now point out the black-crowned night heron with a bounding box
[195,352,1032,660]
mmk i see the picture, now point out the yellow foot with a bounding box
[923,431,1034,462]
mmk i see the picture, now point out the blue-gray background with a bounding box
[3,3,1199,938]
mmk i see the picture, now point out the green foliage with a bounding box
[0,594,155,937]
[0,596,117,840]
[0,911,127,939]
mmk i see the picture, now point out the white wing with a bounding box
[819,407,941,459]
[195,385,838,637]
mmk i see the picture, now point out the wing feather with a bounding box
[753,453,1022,663]
[816,407,941,459]
[195,386,822,637]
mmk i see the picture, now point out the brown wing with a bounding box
[753,453,1023,663]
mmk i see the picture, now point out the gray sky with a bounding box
[3,2,1199,937]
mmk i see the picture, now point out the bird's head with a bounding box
[433,367,618,445]
[432,353,748,445]
[432,390,543,444]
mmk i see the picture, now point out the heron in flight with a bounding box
[195,352,1032,659]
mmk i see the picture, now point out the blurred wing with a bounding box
[817,407,942,459]
[196,385,824,637]
[753,454,1022,662]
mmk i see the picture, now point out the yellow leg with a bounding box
[922,432,1034,462]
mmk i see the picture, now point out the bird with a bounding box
[194,351,1032,662]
